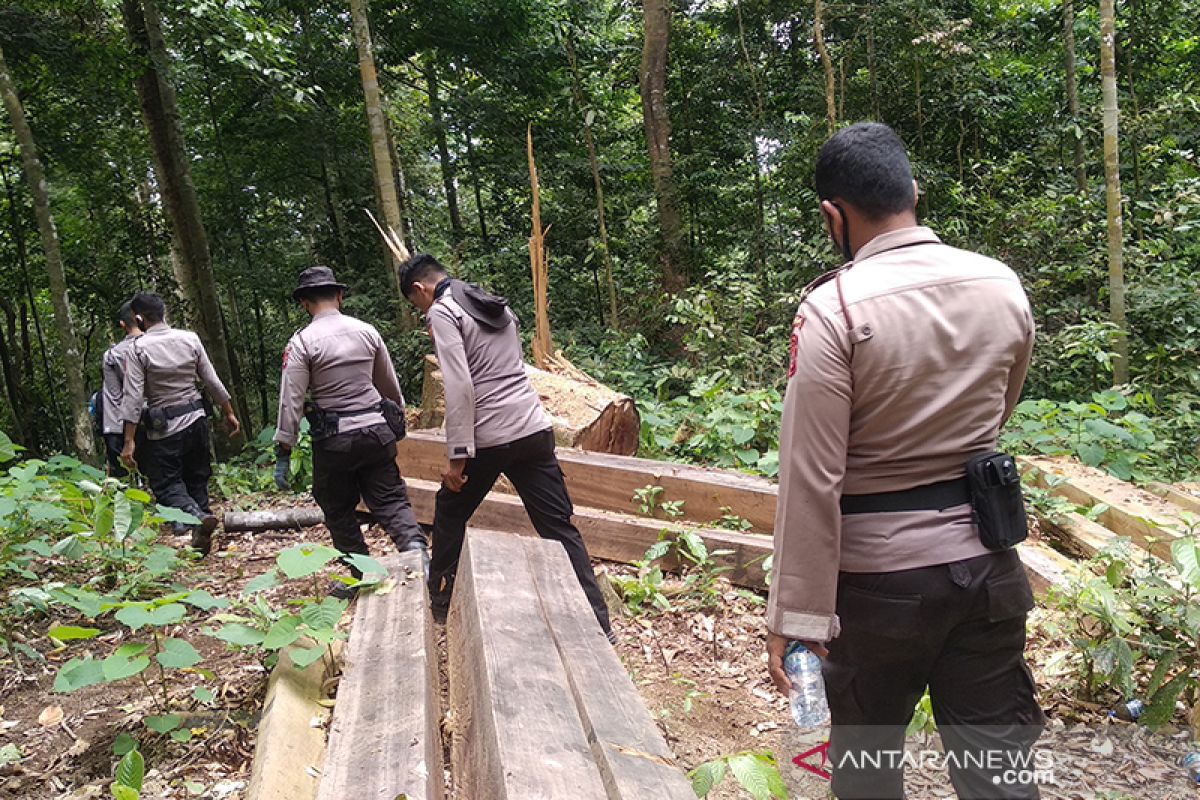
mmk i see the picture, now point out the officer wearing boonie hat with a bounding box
[274,266,426,597]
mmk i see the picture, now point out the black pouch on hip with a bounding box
[144,407,168,434]
[380,398,407,440]
[965,452,1027,550]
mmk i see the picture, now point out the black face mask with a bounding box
[830,202,853,263]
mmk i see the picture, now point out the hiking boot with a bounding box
[190,514,218,556]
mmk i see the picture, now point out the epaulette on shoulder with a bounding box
[799,265,851,305]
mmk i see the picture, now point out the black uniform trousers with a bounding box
[428,428,612,635]
[823,549,1044,800]
[311,424,425,573]
[141,418,213,519]
[104,433,129,478]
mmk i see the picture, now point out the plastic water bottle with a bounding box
[1110,698,1144,722]
[784,642,830,727]
[1181,752,1200,785]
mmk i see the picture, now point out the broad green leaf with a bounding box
[113,494,134,540]
[1076,442,1105,467]
[95,497,114,537]
[690,758,727,797]
[156,638,201,669]
[276,544,340,580]
[289,646,326,669]
[112,733,138,757]
[192,686,215,705]
[0,430,18,462]
[300,597,347,631]
[54,657,106,693]
[343,553,387,584]
[211,623,266,647]
[124,488,152,504]
[48,625,100,642]
[110,784,139,800]
[182,590,228,611]
[726,752,786,800]
[154,505,201,525]
[78,479,104,495]
[19,538,52,557]
[262,615,302,650]
[170,728,194,743]
[52,535,87,561]
[116,603,186,631]
[0,743,21,767]
[103,645,151,682]
[242,569,280,595]
[115,748,144,791]
[1171,537,1200,590]
[141,546,178,577]
[143,714,182,734]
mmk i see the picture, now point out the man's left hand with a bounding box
[119,443,137,471]
[224,411,241,438]
[441,458,468,492]
[767,631,829,695]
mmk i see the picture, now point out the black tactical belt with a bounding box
[162,397,205,420]
[334,404,382,417]
[840,477,970,515]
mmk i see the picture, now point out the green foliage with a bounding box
[690,750,786,800]
[110,747,144,800]
[609,526,734,615]
[214,425,313,501]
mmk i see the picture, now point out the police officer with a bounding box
[99,301,144,477]
[399,254,613,641]
[765,124,1042,799]
[119,292,241,554]
[274,266,426,596]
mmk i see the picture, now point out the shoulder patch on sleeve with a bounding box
[788,312,806,378]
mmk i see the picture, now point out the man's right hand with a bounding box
[120,443,137,471]
[441,458,469,493]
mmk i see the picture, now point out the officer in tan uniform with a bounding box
[399,254,613,640]
[119,293,241,554]
[274,266,426,597]
[765,124,1042,799]
[99,301,144,477]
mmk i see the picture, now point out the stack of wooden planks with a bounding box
[448,528,695,799]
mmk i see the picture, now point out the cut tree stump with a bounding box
[396,429,776,533]
[417,354,640,456]
[447,528,694,799]
[315,551,441,800]
[246,642,339,800]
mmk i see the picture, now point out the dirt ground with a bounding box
[3,500,1200,799]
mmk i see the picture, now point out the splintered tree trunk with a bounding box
[121,0,242,451]
[425,61,465,245]
[639,0,686,292]
[563,32,618,329]
[814,0,837,135]
[1063,0,1086,193]
[350,0,412,329]
[526,126,553,367]
[0,43,94,459]
[1099,0,1129,384]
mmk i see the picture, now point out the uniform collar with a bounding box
[853,226,942,263]
[312,308,341,320]
[145,322,170,335]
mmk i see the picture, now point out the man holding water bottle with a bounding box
[766,123,1043,799]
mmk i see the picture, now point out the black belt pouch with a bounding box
[380,398,407,440]
[965,452,1027,550]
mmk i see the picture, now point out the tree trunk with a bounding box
[563,31,618,329]
[639,0,686,292]
[1063,0,1086,194]
[0,43,94,458]
[1099,0,1129,384]
[464,123,489,246]
[424,60,465,244]
[814,0,837,136]
[0,299,29,447]
[735,0,767,279]
[350,0,412,328]
[121,0,242,451]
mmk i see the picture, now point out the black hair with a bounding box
[129,292,166,325]
[117,300,136,328]
[295,285,343,304]
[813,123,916,220]
[399,254,449,297]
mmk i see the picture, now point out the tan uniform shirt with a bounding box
[273,309,404,448]
[427,292,550,459]
[101,335,140,435]
[120,323,232,441]
[768,226,1035,643]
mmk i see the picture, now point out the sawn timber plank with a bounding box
[315,551,441,800]
[524,537,696,799]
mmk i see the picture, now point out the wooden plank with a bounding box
[448,529,609,800]
[524,538,697,800]
[247,642,338,800]
[1036,511,1127,561]
[1016,541,1075,596]
[1019,457,1181,560]
[316,552,441,800]
[1148,482,1200,516]
[397,430,777,533]
[402,477,772,589]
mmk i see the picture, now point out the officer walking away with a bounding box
[99,301,144,477]
[765,123,1042,799]
[274,266,426,598]
[119,292,241,555]
[399,254,613,641]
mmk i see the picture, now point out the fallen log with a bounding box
[224,507,326,532]
[417,353,641,456]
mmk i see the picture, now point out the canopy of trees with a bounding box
[0,0,1196,468]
